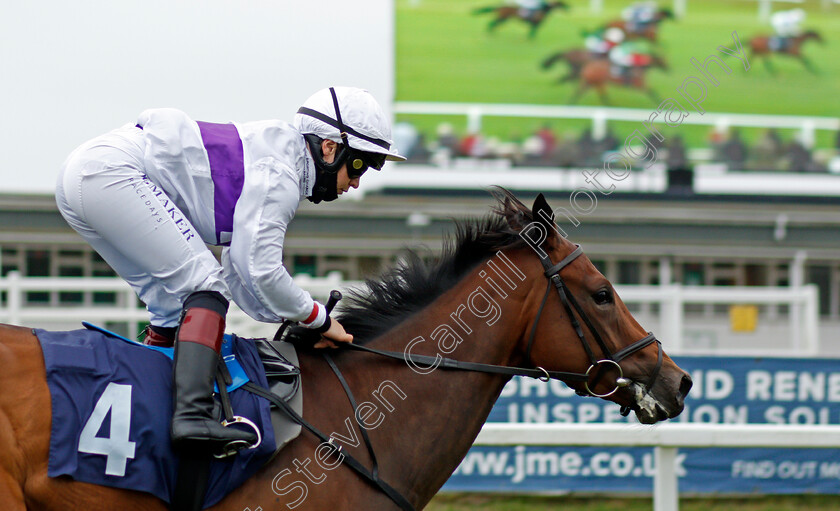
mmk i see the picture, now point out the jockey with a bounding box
[621,1,658,32]
[584,27,625,56]
[608,41,653,80]
[770,8,805,51]
[55,86,405,452]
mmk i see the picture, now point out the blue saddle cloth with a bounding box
[769,35,790,52]
[36,327,277,508]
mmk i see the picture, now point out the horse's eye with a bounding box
[593,289,613,305]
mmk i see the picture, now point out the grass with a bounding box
[426,493,840,510]
[395,0,840,149]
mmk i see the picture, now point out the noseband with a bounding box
[525,244,663,400]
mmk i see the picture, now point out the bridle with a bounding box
[324,243,662,401]
[527,244,662,401]
[268,243,665,511]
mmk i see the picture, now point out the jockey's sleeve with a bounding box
[221,157,327,328]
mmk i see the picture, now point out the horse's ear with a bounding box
[532,193,555,229]
[531,193,560,243]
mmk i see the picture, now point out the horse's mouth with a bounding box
[627,382,681,424]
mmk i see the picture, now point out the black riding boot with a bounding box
[170,291,257,450]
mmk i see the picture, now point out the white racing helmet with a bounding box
[295,87,404,203]
[605,27,625,44]
[295,86,406,163]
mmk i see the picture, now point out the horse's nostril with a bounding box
[679,373,693,397]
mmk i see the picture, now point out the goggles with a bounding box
[347,150,386,179]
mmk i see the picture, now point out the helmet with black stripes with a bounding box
[295,87,405,203]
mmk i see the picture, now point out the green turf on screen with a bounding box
[396,0,840,149]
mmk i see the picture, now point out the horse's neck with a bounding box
[339,268,529,505]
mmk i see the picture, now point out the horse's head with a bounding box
[499,191,691,424]
[803,30,824,44]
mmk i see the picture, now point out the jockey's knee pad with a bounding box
[178,291,229,351]
[183,290,229,317]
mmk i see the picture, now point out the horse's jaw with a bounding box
[628,382,680,424]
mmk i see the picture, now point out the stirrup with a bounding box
[212,416,262,459]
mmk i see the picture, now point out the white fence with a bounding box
[0,271,360,339]
[693,164,840,196]
[588,0,837,19]
[393,101,840,149]
[476,422,840,511]
[360,163,840,199]
[617,283,820,356]
[0,273,820,355]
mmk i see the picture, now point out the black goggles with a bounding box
[346,150,387,179]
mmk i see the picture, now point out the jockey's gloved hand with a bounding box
[284,325,322,348]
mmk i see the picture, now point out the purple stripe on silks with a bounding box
[196,121,245,246]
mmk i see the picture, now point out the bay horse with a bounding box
[603,8,674,44]
[747,30,823,74]
[473,1,569,39]
[571,55,668,105]
[0,188,691,510]
[541,47,601,83]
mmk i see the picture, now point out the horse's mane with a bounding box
[336,187,534,344]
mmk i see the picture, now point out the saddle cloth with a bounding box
[36,326,296,508]
[768,35,790,52]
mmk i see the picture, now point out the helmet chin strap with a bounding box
[304,134,348,204]
[303,88,353,204]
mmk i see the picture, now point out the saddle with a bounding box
[252,337,303,452]
[610,64,634,84]
[517,7,540,20]
[627,19,653,34]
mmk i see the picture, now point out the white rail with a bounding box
[693,165,840,197]
[476,423,840,511]
[0,271,362,339]
[617,284,820,356]
[394,101,840,148]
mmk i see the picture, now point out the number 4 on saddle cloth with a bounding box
[35,323,303,509]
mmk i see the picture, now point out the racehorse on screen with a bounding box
[0,188,691,510]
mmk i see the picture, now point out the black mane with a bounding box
[336,188,534,344]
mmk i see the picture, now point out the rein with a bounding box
[336,341,588,384]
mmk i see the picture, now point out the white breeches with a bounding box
[55,125,229,327]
